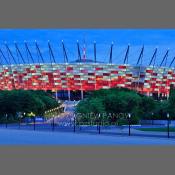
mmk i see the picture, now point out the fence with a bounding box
[0,117,175,139]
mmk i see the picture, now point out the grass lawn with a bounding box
[137,127,175,132]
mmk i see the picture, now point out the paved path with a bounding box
[0,128,175,145]
[1,123,175,138]
[47,100,79,124]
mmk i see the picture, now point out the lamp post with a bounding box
[20,112,25,129]
[152,112,154,125]
[73,115,76,132]
[128,113,131,136]
[5,114,8,128]
[19,116,21,129]
[52,115,55,131]
[18,112,23,129]
[96,114,100,131]
[167,113,170,138]
[33,116,36,131]
[98,113,101,134]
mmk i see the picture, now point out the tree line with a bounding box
[0,90,59,123]
[76,87,175,124]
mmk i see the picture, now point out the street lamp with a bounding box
[152,112,154,125]
[33,116,36,131]
[52,115,55,131]
[167,113,170,138]
[128,113,131,136]
[73,114,76,132]
[18,112,24,129]
[98,113,101,134]
[5,114,8,128]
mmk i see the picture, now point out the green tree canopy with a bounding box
[76,88,157,124]
[0,90,59,121]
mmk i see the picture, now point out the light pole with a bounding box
[98,113,101,134]
[152,112,154,125]
[33,116,36,131]
[96,115,100,131]
[167,113,170,138]
[128,113,131,136]
[19,112,25,129]
[52,115,55,131]
[5,114,8,128]
[73,115,76,132]
[18,112,22,129]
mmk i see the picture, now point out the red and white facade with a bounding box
[0,63,174,97]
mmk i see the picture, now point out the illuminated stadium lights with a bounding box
[0,42,175,99]
[45,106,62,115]
[0,62,172,98]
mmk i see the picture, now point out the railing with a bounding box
[0,118,175,139]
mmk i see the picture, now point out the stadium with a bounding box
[0,40,175,100]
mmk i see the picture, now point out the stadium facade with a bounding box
[0,41,175,100]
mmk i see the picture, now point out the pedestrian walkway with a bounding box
[0,128,175,145]
[47,100,79,124]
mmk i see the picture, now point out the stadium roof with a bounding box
[0,41,175,68]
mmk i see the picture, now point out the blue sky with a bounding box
[0,29,175,66]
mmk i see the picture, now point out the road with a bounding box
[0,128,175,145]
[1,100,175,141]
[47,100,79,125]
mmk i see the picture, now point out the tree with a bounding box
[0,90,60,122]
[139,96,156,119]
[76,87,157,124]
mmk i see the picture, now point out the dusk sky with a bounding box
[0,29,175,66]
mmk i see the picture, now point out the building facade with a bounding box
[0,63,174,98]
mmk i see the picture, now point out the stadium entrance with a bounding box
[56,90,89,101]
